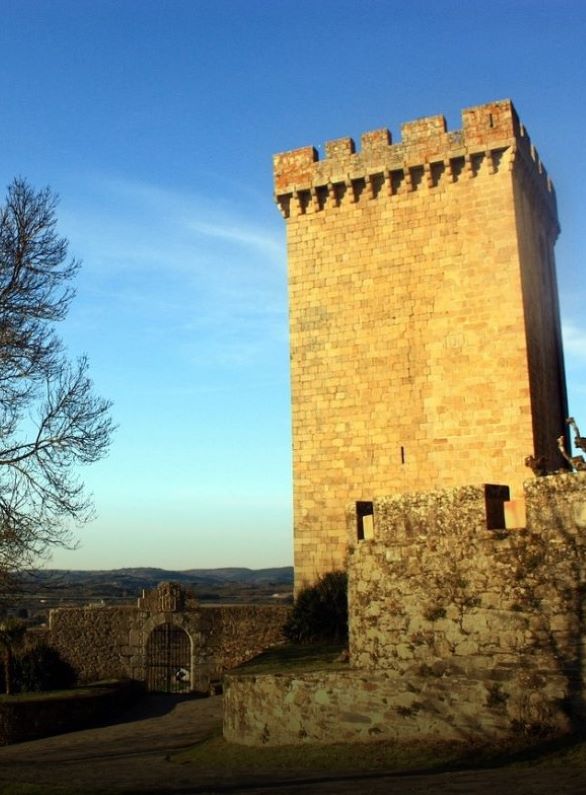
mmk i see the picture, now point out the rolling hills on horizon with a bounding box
[4,567,294,618]
[16,566,294,600]
[23,565,293,584]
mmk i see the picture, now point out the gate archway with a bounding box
[145,623,191,692]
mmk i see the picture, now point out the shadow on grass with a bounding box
[65,730,586,795]
[0,785,74,795]
[171,723,586,784]
[3,727,586,795]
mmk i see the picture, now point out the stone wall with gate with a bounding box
[43,582,288,692]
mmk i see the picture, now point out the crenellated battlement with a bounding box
[273,99,558,229]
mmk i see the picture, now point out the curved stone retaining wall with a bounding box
[223,667,570,746]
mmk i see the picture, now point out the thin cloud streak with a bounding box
[187,218,282,259]
[59,172,289,372]
[60,174,285,277]
[563,321,586,362]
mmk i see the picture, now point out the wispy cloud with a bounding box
[59,173,288,372]
[60,174,284,274]
[187,218,282,259]
[563,321,586,362]
[562,321,586,422]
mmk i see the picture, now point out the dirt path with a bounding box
[0,694,584,794]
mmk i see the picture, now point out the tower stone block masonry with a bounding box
[274,100,568,589]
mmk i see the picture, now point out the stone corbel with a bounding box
[345,176,356,203]
[327,182,338,208]
[424,162,433,189]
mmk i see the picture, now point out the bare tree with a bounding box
[0,178,114,576]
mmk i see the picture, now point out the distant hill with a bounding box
[17,566,294,597]
[3,566,294,619]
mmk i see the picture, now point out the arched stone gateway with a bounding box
[44,581,288,690]
[145,622,191,693]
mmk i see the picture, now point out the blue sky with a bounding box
[0,0,585,570]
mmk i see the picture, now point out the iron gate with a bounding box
[145,623,191,692]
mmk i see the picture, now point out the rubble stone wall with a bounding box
[349,474,586,703]
[45,596,288,691]
[225,474,586,745]
[224,666,570,746]
[47,606,136,682]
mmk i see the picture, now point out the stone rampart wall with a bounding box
[207,605,291,672]
[45,599,288,690]
[349,475,586,709]
[225,474,586,745]
[47,606,136,682]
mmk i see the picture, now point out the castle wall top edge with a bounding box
[368,473,586,514]
[273,99,554,207]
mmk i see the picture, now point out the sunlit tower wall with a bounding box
[274,100,568,589]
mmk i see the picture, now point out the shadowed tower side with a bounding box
[274,100,568,589]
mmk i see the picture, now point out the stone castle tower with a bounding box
[273,100,568,588]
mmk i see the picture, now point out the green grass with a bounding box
[0,785,74,795]
[0,688,97,703]
[174,725,586,778]
[508,731,586,768]
[232,643,347,675]
[173,730,477,775]
[0,680,129,703]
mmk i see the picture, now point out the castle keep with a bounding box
[273,100,568,587]
[223,101,581,748]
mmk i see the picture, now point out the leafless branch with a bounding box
[0,178,115,576]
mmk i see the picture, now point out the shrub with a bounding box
[1,644,76,694]
[284,570,348,644]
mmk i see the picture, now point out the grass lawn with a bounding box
[0,680,134,703]
[231,642,347,675]
[174,728,475,775]
[174,728,586,779]
[0,688,97,703]
[0,786,73,795]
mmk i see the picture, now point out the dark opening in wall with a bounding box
[316,185,329,210]
[450,156,466,182]
[390,170,404,195]
[471,153,484,176]
[430,161,445,187]
[491,148,505,173]
[410,166,425,190]
[298,190,311,214]
[484,484,510,530]
[370,172,385,198]
[356,501,374,541]
[352,178,366,202]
